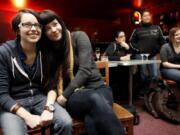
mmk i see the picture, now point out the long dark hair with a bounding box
[114,30,125,38]
[39,10,71,92]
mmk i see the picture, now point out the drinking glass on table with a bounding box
[95,47,101,61]
[140,54,144,60]
[144,53,150,60]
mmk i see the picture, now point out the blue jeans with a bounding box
[161,68,180,83]
[0,94,72,135]
[140,56,158,81]
[67,85,125,135]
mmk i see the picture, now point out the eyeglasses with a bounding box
[19,22,42,29]
[118,35,125,38]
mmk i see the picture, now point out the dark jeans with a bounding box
[67,85,125,135]
[161,68,180,83]
[140,56,158,81]
[134,55,158,96]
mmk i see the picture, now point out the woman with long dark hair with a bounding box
[39,10,125,135]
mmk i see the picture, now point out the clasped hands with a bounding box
[25,110,53,129]
[26,95,67,129]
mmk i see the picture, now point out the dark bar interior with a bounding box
[0,0,179,43]
[0,0,180,135]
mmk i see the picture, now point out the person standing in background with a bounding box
[129,9,166,95]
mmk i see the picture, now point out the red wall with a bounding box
[66,16,134,42]
[0,0,179,44]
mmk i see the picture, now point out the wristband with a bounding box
[12,103,21,114]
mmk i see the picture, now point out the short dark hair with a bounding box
[114,30,125,38]
[11,8,40,35]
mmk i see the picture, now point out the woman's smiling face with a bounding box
[174,29,180,44]
[45,19,62,41]
[18,13,42,44]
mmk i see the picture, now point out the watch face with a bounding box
[49,105,55,111]
[45,104,55,112]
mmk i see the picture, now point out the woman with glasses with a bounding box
[0,9,72,135]
[39,10,125,135]
[160,27,180,84]
[104,30,131,61]
[103,30,131,101]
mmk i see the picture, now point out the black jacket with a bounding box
[104,42,130,61]
[130,24,166,58]
[0,40,43,111]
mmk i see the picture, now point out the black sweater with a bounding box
[130,24,166,58]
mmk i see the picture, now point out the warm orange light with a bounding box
[133,0,142,8]
[134,12,139,18]
[133,11,141,20]
[12,0,26,8]
[132,11,141,25]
